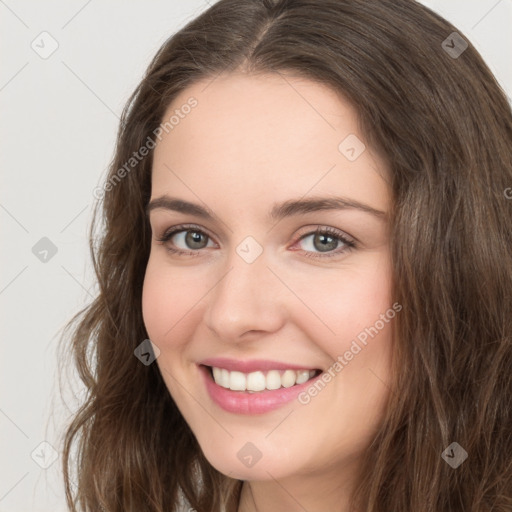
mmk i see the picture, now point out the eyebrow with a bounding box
[146,195,387,222]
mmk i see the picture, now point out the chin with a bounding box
[199,439,299,481]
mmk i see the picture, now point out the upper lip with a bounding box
[200,357,320,373]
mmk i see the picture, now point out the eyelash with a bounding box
[155,223,356,260]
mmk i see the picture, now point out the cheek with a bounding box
[141,258,200,401]
[290,260,393,350]
[141,256,191,343]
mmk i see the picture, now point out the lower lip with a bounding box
[199,364,323,415]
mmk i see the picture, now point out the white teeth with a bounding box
[210,367,318,392]
[212,366,222,383]
[295,370,311,385]
[219,368,229,388]
[266,370,282,390]
[247,371,266,391]
[281,369,297,388]
[229,371,246,391]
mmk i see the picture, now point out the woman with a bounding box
[60,0,512,510]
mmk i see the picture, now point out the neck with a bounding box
[236,461,360,512]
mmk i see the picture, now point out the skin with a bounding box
[142,71,395,512]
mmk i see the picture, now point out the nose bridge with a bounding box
[203,239,284,338]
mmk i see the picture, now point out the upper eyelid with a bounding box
[159,224,217,242]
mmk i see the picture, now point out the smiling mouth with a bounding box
[202,365,322,393]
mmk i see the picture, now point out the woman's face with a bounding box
[142,71,395,490]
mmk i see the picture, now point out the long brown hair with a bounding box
[59,0,512,510]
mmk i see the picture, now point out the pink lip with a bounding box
[198,364,323,415]
[200,357,319,373]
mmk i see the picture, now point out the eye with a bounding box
[155,224,356,259]
[292,226,356,259]
[156,224,215,256]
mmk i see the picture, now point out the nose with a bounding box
[203,245,286,342]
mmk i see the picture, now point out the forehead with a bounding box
[151,71,390,216]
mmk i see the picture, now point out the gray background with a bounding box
[1,1,511,510]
